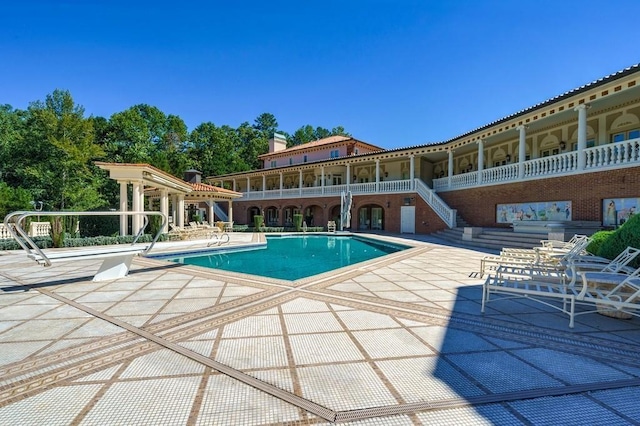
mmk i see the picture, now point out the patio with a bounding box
[1,233,639,425]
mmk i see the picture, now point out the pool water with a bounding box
[166,235,409,280]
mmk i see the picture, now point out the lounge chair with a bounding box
[577,265,640,319]
[169,224,199,240]
[479,235,591,277]
[564,246,640,285]
[482,247,640,327]
[327,221,336,232]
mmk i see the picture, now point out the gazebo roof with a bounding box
[95,162,242,201]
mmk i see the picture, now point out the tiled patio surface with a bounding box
[1,233,640,425]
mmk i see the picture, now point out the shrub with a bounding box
[597,214,640,268]
[79,214,119,237]
[64,215,80,238]
[147,214,163,236]
[293,214,304,232]
[253,215,264,230]
[50,216,65,248]
[585,230,615,256]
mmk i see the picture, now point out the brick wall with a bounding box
[439,166,640,227]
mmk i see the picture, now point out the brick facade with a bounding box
[439,166,640,227]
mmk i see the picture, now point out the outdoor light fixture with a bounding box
[560,141,567,150]
[386,201,390,208]
[505,154,511,162]
[384,172,389,177]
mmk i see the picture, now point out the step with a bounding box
[431,227,551,252]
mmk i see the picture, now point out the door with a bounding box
[400,206,415,234]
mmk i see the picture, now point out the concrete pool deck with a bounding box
[1,233,640,425]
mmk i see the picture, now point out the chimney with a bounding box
[184,169,202,183]
[269,133,287,153]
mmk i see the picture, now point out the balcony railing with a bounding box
[241,179,414,201]
[434,138,640,191]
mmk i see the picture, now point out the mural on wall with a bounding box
[603,197,638,227]
[497,201,572,223]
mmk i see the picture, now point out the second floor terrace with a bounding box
[208,64,640,200]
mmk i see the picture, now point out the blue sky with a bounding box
[2,1,640,149]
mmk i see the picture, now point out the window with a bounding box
[611,128,640,143]
[289,158,293,165]
[330,150,340,158]
[303,155,307,163]
[270,160,277,168]
[541,149,559,157]
[332,175,342,185]
[570,139,595,151]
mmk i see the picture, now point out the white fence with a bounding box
[1,221,51,239]
[434,138,640,191]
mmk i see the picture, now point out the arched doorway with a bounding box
[265,206,279,226]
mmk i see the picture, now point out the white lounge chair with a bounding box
[577,265,640,320]
[482,247,640,327]
[479,235,591,277]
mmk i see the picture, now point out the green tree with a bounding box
[288,125,351,147]
[0,182,33,218]
[0,104,26,187]
[189,122,247,176]
[20,89,105,210]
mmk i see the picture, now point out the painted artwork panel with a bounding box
[496,201,572,223]
[603,197,640,227]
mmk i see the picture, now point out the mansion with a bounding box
[205,64,640,235]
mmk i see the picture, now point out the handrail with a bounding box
[3,211,167,266]
[415,179,457,228]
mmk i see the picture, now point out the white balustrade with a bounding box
[415,179,456,228]
[29,221,51,237]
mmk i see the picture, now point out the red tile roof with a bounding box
[258,135,382,158]
[189,182,240,195]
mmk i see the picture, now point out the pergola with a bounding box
[95,162,242,235]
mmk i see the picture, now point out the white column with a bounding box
[208,201,215,225]
[447,150,453,189]
[279,172,283,196]
[517,125,527,178]
[375,159,380,192]
[409,155,415,190]
[227,201,233,226]
[262,175,266,193]
[246,177,250,193]
[232,180,236,191]
[177,195,185,228]
[321,167,325,194]
[346,163,351,191]
[298,170,303,196]
[160,189,169,233]
[119,181,128,236]
[576,104,589,170]
[477,140,484,185]
[132,181,143,234]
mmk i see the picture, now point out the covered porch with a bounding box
[95,162,242,235]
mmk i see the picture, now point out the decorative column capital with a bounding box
[574,104,590,112]
[516,125,528,132]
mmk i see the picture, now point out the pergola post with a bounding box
[119,181,128,236]
[160,189,169,233]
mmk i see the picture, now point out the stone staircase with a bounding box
[431,226,548,253]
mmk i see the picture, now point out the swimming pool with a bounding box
[161,235,409,280]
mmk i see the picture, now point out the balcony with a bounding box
[434,138,640,192]
[240,179,415,200]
